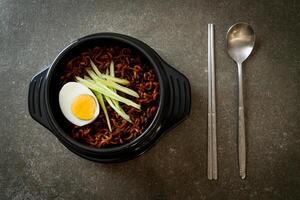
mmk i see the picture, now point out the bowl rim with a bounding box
[44,32,166,154]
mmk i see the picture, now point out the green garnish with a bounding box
[90,60,129,85]
[108,61,123,112]
[75,60,141,130]
[95,92,112,132]
[86,69,139,98]
[105,96,132,123]
[76,77,141,110]
[110,61,115,77]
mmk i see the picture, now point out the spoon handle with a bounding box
[237,62,246,179]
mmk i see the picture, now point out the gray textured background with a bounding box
[0,0,299,199]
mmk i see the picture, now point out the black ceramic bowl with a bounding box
[28,33,191,162]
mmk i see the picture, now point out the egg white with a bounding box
[59,82,100,126]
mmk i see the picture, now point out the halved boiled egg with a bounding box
[59,82,100,126]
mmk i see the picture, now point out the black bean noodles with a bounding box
[60,46,160,148]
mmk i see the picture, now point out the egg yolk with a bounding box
[71,94,96,120]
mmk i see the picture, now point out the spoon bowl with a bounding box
[227,23,255,63]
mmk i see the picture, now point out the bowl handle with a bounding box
[160,60,191,132]
[28,67,53,131]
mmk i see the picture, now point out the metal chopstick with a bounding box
[208,24,217,180]
[210,24,217,180]
[207,24,213,180]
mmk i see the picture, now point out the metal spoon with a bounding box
[226,22,255,179]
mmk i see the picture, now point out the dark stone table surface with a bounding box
[0,0,299,199]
